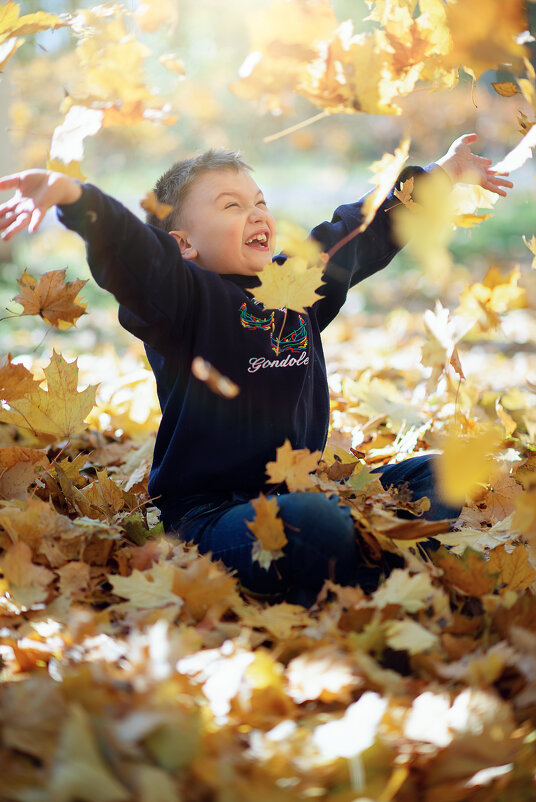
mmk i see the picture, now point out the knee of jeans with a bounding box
[278,493,356,551]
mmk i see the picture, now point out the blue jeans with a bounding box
[174,453,460,608]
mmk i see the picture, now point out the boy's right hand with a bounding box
[0,170,82,241]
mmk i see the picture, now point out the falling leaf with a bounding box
[159,53,186,75]
[265,439,321,492]
[445,0,528,80]
[458,266,526,332]
[436,426,504,506]
[393,176,419,209]
[14,269,88,329]
[491,81,519,97]
[46,158,86,182]
[191,357,240,399]
[246,494,287,570]
[140,191,174,221]
[361,137,410,233]
[252,257,325,313]
[522,234,536,268]
[49,105,103,166]
[0,351,97,440]
[135,0,178,33]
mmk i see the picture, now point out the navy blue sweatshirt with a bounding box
[57,164,442,527]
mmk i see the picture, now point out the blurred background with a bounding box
[1,0,535,378]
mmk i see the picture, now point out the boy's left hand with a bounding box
[436,133,513,197]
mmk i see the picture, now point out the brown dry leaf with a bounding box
[487,544,536,594]
[191,357,240,399]
[140,191,174,221]
[0,351,97,441]
[491,81,519,97]
[431,547,499,596]
[252,257,325,313]
[1,541,55,608]
[14,269,88,329]
[0,495,77,546]
[0,447,46,500]
[393,176,419,209]
[81,469,136,520]
[471,472,523,523]
[57,561,91,598]
[265,438,321,492]
[0,354,40,401]
[171,553,239,621]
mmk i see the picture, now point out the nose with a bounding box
[249,205,266,223]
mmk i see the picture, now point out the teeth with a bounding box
[246,233,267,245]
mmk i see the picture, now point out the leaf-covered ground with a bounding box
[1,261,536,802]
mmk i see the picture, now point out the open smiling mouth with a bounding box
[245,232,269,250]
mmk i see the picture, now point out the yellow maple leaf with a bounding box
[444,0,528,80]
[384,619,439,655]
[246,493,287,551]
[372,568,436,613]
[431,547,499,596]
[458,266,526,333]
[393,176,419,209]
[0,354,39,401]
[435,425,504,506]
[252,257,325,313]
[140,191,174,221]
[14,269,88,329]
[421,300,473,385]
[486,544,536,594]
[0,351,97,441]
[109,563,182,610]
[265,439,321,492]
[46,158,86,183]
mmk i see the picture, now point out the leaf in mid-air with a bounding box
[140,191,174,221]
[14,269,88,329]
[252,257,325,313]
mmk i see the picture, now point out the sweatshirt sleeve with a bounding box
[56,183,197,353]
[310,163,449,330]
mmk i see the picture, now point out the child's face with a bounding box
[170,168,276,276]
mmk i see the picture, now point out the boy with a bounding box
[0,136,512,607]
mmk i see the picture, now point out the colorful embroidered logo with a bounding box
[239,302,308,355]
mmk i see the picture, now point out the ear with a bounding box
[169,230,198,261]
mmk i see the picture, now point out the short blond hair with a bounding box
[147,149,252,231]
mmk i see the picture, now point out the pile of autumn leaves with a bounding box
[0,253,536,802]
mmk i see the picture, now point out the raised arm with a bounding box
[0,169,199,354]
[310,134,513,330]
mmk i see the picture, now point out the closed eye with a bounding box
[257,200,267,207]
[224,202,239,209]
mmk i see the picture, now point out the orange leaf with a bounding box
[140,191,174,221]
[431,547,499,596]
[246,494,287,551]
[265,439,321,492]
[486,545,536,594]
[491,81,519,97]
[0,355,39,401]
[14,269,88,329]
